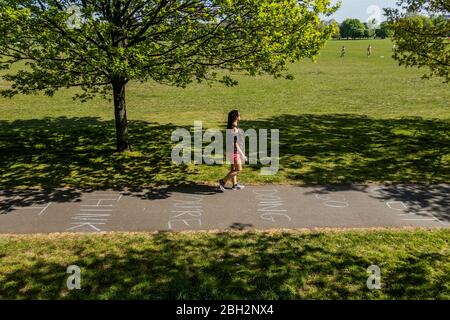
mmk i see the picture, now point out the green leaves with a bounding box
[385,0,450,83]
[340,18,366,39]
[0,0,337,98]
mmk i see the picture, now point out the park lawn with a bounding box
[0,39,449,188]
[0,229,449,299]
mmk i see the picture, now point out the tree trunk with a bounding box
[112,80,131,152]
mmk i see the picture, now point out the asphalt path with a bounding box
[0,184,448,234]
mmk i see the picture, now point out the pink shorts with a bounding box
[226,153,241,164]
[233,153,242,164]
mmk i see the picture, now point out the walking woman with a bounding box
[219,110,247,191]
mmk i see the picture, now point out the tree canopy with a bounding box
[340,18,365,39]
[385,0,450,83]
[0,0,338,151]
[375,21,394,39]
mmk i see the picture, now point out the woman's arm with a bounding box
[233,129,247,161]
[235,144,246,160]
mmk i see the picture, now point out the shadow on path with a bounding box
[0,185,223,214]
[301,183,449,223]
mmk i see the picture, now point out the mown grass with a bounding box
[0,115,448,188]
[0,229,449,299]
[0,39,449,188]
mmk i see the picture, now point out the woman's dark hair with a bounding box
[227,110,240,129]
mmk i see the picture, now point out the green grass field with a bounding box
[1,39,449,188]
[1,229,449,299]
[1,40,449,301]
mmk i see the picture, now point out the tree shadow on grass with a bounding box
[1,231,448,299]
[0,116,195,190]
[243,114,450,184]
[1,114,448,190]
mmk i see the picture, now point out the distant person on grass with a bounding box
[340,46,346,58]
[367,44,373,57]
[219,110,247,191]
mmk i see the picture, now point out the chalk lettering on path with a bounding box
[388,202,446,225]
[2,200,52,216]
[386,201,408,211]
[168,194,204,229]
[66,193,122,232]
[253,189,291,222]
[370,187,447,226]
[315,193,349,208]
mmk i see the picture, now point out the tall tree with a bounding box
[0,0,338,152]
[325,19,340,39]
[376,21,394,39]
[364,18,378,38]
[340,18,365,39]
[385,0,450,82]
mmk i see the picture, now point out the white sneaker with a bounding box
[232,184,245,191]
[219,180,226,192]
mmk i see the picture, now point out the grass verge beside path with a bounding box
[0,115,449,188]
[1,229,449,299]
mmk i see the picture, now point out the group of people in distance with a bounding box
[340,44,373,58]
[340,43,397,58]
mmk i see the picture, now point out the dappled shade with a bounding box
[243,114,449,184]
[0,114,448,189]
[0,230,449,299]
[0,117,195,189]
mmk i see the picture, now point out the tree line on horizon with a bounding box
[330,18,393,40]
[329,14,449,40]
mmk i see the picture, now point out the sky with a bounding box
[329,0,399,23]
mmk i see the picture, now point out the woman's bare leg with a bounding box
[223,164,236,184]
[232,163,242,185]
[223,162,241,185]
